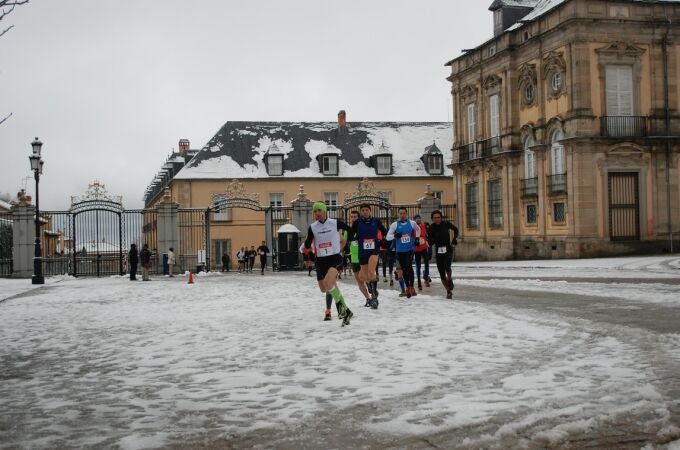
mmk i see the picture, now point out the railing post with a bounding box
[156,189,180,275]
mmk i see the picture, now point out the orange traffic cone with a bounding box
[188,272,194,284]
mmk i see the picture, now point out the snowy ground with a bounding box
[1,256,679,449]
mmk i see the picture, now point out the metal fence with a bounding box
[0,212,12,277]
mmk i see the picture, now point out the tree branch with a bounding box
[0,112,12,126]
[0,24,12,37]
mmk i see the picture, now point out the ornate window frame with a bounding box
[595,41,645,116]
[543,51,567,99]
[518,63,538,108]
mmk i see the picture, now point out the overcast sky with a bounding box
[0,1,490,209]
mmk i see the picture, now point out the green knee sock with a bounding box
[329,286,346,307]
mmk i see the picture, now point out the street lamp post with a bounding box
[29,137,44,285]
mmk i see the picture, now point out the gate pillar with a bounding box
[290,185,313,243]
[156,189,179,273]
[417,184,441,222]
[11,202,37,278]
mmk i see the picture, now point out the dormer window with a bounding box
[376,155,392,175]
[426,155,443,174]
[320,154,338,176]
[263,142,284,176]
[421,142,444,175]
[266,154,283,176]
[371,142,393,175]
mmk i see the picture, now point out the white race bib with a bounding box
[363,239,375,250]
[400,235,411,244]
[318,241,332,256]
[437,246,448,254]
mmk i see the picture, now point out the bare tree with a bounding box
[1,0,29,125]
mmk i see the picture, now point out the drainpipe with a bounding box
[662,19,674,252]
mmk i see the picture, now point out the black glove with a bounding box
[414,237,421,246]
[394,231,402,239]
[451,238,458,246]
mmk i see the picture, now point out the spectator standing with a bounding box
[128,244,139,281]
[168,247,176,277]
[140,244,152,281]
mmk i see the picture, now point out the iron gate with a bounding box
[608,172,640,241]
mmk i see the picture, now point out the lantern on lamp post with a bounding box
[29,137,44,285]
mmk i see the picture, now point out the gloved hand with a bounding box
[394,231,403,238]
[451,238,458,246]
[414,237,421,246]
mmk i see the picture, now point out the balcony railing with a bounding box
[521,177,538,198]
[547,173,567,196]
[458,142,479,162]
[480,136,501,158]
[600,116,648,137]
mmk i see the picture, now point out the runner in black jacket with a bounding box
[426,210,459,299]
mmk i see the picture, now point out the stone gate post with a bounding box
[290,185,313,245]
[11,203,36,278]
[156,189,179,274]
[417,184,442,223]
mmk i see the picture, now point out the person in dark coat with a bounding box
[128,244,139,281]
[140,244,152,281]
[221,252,230,272]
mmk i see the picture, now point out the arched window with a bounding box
[524,135,536,179]
[550,129,565,175]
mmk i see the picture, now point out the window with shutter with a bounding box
[551,130,565,175]
[524,135,536,179]
[605,65,633,116]
[467,103,476,143]
[489,95,500,137]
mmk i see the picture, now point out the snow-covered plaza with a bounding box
[1,256,680,449]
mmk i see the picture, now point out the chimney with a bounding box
[337,110,347,135]
[178,139,190,156]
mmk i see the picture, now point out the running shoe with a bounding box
[370,298,379,310]
[446,290,452,299]
[389,278,394,286]
[424,279,430,287]
[398,291,407,297]
[364,299,371,307]
[324,309,332,321]
[383,277,388,283]
[341,308,354,327]
[417,279,422,291]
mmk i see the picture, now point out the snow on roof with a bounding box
[509,0,680,30]
[277,223,301,234]
[488,0,538,10]
[175,122,454,180]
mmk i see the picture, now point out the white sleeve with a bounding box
[299,243,305,254]
[385,221,398,241]
[412,220,421,237]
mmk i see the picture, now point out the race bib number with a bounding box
[437,246,448,254]
[318,241,332,256]
[260,251,265,255]
[363,239,375,250]
[400,235,411,244]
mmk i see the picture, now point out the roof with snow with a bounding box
[488,0,538,10]
[175,121,454,180]
[0,199,11,212]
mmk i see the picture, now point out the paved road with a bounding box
[175,283,680,450]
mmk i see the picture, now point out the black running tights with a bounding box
[397,251,415,287]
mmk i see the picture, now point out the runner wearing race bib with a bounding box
[386,207,421,298]
[301,201,354,326]
[413,214,431,290]
[426,209,460,299]
[349,203,388,309]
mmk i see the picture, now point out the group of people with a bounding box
[127,243,154,281]
[235,242,270,275]
[302,201,459,327]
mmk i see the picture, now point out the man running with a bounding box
[386,207,420,298]
[413,214,431,291]
[427,210,460,299]
[257,240,270,275]
[350,203,388,309]
[302,201,354,326]
[346,210,372,307]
